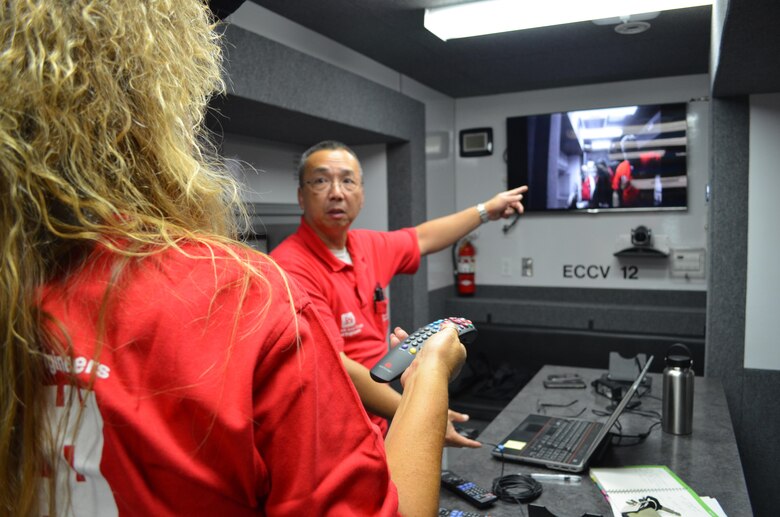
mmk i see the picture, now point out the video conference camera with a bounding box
[631,225,652,247]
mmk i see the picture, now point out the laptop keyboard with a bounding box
[525,418,589,461]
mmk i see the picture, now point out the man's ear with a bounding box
[297,188,304,210]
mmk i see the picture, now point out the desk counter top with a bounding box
[440,366,752,516]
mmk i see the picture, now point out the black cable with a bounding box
[626,408,662,419]
[609,421,662,447]
[491,474,543,505]
[481,442,505,476]
[501,211,521,234]
[484,443,543,507]
[588,404,661,447]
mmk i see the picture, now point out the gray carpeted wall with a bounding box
[708,96,780,516]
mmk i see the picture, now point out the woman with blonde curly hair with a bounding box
[0,1,465,515]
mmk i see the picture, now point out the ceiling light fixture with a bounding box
[424,0,713,41]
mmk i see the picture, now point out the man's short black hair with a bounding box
[297,141,360,186]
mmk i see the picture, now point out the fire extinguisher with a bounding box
[455,238,476,296]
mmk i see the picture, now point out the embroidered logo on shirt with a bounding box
[340,312,363,337]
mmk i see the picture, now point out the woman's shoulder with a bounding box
[117,241,311,344]
[167,240,311,309]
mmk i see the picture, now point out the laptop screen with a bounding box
[581,355,654,458]
[491,355,655,471]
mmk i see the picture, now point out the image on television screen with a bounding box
[507,103,688,213]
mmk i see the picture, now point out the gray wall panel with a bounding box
[706,97,749,419]
[707,96,780,515]
[740,368,780,515]
[388,138,429,330]
[222,25,421,142]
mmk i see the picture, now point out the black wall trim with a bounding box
[471,323,704,376]
[440,285,706,338]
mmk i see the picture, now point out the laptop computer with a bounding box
[491,356,654,473]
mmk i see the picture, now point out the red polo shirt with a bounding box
[39,242,399,516]
[271,219,421,433]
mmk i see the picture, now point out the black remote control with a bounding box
[369,317,477,383]
[440,470,498,509]
[439,508,490,517]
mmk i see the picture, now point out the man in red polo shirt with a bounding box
[271,141,527,444]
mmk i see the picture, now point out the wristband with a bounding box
[476,203,490,224]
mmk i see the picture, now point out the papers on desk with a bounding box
[589,465,721,517]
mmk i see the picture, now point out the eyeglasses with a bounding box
[536,399,586,418]
[303,176,362,193]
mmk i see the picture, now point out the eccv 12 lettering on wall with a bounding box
[562,264,639,280]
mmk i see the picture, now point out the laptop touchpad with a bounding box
[508,414,549,441]
[523,422,543,433]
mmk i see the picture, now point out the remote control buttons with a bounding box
[370,317,477,383]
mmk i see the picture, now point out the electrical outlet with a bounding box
[522,257,533,277]
[670,248,705,278]
[500,257,512,276]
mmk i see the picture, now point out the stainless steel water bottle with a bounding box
[662,343,694,435]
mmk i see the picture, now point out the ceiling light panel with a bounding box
[424,0,713,40]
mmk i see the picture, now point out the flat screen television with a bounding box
[507,102,688,213]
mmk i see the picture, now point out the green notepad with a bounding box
[589,465,718,517]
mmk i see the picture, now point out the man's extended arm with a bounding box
[416,186,528,256]
[341,351,480,448]
[340,353,402,418]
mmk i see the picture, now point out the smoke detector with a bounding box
[592,12,658,35]
[615,20,651,34]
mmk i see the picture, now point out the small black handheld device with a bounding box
[543,373,586,389]
[440,470,498,509]
[369,317,477,383]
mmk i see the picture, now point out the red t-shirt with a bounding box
[39,242,399,516]
[271,219,421,434]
